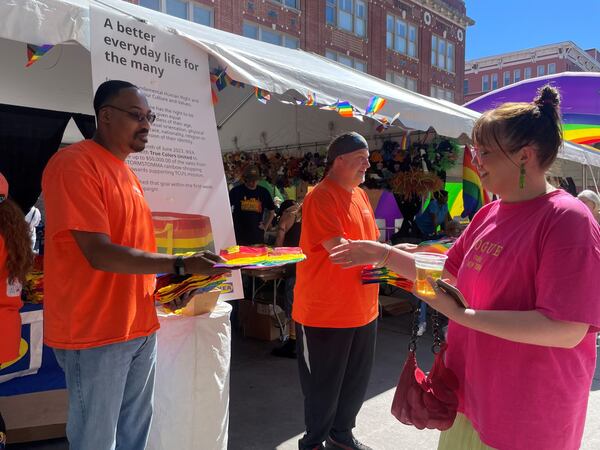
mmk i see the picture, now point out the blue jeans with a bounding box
[419,301,427,325]
[54,333,157,450]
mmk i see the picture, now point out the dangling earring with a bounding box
[519,164,526,189]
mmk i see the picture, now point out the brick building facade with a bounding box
[464,41,600,104]
[126,0,473,104]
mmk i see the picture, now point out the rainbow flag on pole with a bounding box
[336,101,354,118]
[254,87,271,104]
[462,145,490,219]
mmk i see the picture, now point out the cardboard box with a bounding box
[0,389,67,444]
[181,289,220,316]
[239,300,285,341]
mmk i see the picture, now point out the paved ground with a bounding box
[7,310,600,450]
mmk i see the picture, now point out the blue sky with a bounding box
[464,0,600,61]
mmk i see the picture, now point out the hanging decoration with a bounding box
[25,44,54,67]
[365,96,386,115]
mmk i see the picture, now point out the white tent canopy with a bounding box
[1,0,598,170]
[0,0,477,141]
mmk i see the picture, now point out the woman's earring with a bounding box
[519,164,526,189]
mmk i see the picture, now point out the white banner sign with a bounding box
[90,2,241,299]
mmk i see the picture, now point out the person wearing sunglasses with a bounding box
[328,86,600,450]
[41,80,228,450]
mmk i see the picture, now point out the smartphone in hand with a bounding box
[436,279,469,308]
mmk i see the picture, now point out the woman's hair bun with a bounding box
[534,85,560,110]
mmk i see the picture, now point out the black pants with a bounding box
[296,319,377,447]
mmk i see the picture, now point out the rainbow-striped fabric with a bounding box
[562,113,600,147]
[25,44,54,67]
[365,96,386,115]
[462,146,490,219]
[216,246,306,269]
[153,212,214,255]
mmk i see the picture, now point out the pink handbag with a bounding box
[391,308,459,430]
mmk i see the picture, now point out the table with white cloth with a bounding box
[148,301,232,450]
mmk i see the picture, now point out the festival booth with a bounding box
[1,1,596,448]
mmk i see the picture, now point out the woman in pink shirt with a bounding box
[329,86,600,450]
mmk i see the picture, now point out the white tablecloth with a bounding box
[148,302,232,450]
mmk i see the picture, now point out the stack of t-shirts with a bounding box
[215,246,306,269]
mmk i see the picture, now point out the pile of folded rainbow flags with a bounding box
[215,245,306,269]
[154,246,306,312]
[361,238,455,292]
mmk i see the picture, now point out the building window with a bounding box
[503,71,510,86]
[524,67,532,79]
[514,69,521,83]
[271,0,300,9]
[386,15,418,58]
[326,49,366,72]
[432,35,455,73]
[430,85,455,102]
[139,0,214,27]
[537,65,545,77]
[243,21,299,48]
[482,74,490,92]
[326,0,367,38]
[463,79,469,95]
[491,73,498,90]
[548,62,556,74]
[386,71,418,92]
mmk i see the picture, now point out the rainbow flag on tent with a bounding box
[336,101,354,118]
[365,96,386,115]
[255,88,271,104]
[25,44,54,67]
[462,145,490,219]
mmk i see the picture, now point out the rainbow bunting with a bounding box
[336,101,354,118]
[213,70,228,91]
[25,44,54,67]
[216,245,306,269]
[254,87,271,104]
[365,96,386,115]
[305,92,316,106]
[462,145,490,220]
[211,87,219,105]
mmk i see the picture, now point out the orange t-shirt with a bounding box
[0,236,23,362]
[42,140,158,350]
[293,178,379,328]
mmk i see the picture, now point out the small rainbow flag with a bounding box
[400,132,410,150]
[211,87,219,105]
[462,145,490,219]
[25,44,54,67]
[255,87,271,104]
[213,69,229,91]
[305,92,316,106]
[336,101,354,118]
[365,96,386,115]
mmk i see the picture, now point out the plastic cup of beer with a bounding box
[414,252,448,297]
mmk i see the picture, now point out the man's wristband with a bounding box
[173,256,186,276]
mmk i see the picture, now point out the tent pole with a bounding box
[588,164,599,193]
[217,91,255,130]
[583,164,588,191]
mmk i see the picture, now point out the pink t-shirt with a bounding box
[445,189,600,450]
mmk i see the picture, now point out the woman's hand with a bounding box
[412,277,464,320]
[329,240,389,268]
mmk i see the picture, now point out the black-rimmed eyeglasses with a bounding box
[101,105,156,124]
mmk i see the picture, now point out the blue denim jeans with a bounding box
[54,333,157,450]
[419,300,427,325]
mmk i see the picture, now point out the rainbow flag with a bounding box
[462,145,490,219]
[212,69,229,91]
[25,44,54,67]
[336,101,354,118]
[255,87,271,104]
[400,132,410,150]
[365,96,386,115]
[216,246,306,269]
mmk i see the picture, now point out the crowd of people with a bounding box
[1,80,599,450]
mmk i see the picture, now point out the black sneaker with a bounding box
[271,338,297,358]
[325,434,373,450]
[298,438,325,450]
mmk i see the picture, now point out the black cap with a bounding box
[327,132,369,162]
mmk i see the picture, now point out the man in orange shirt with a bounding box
[42,80,225,450]
[293,132,383,450]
